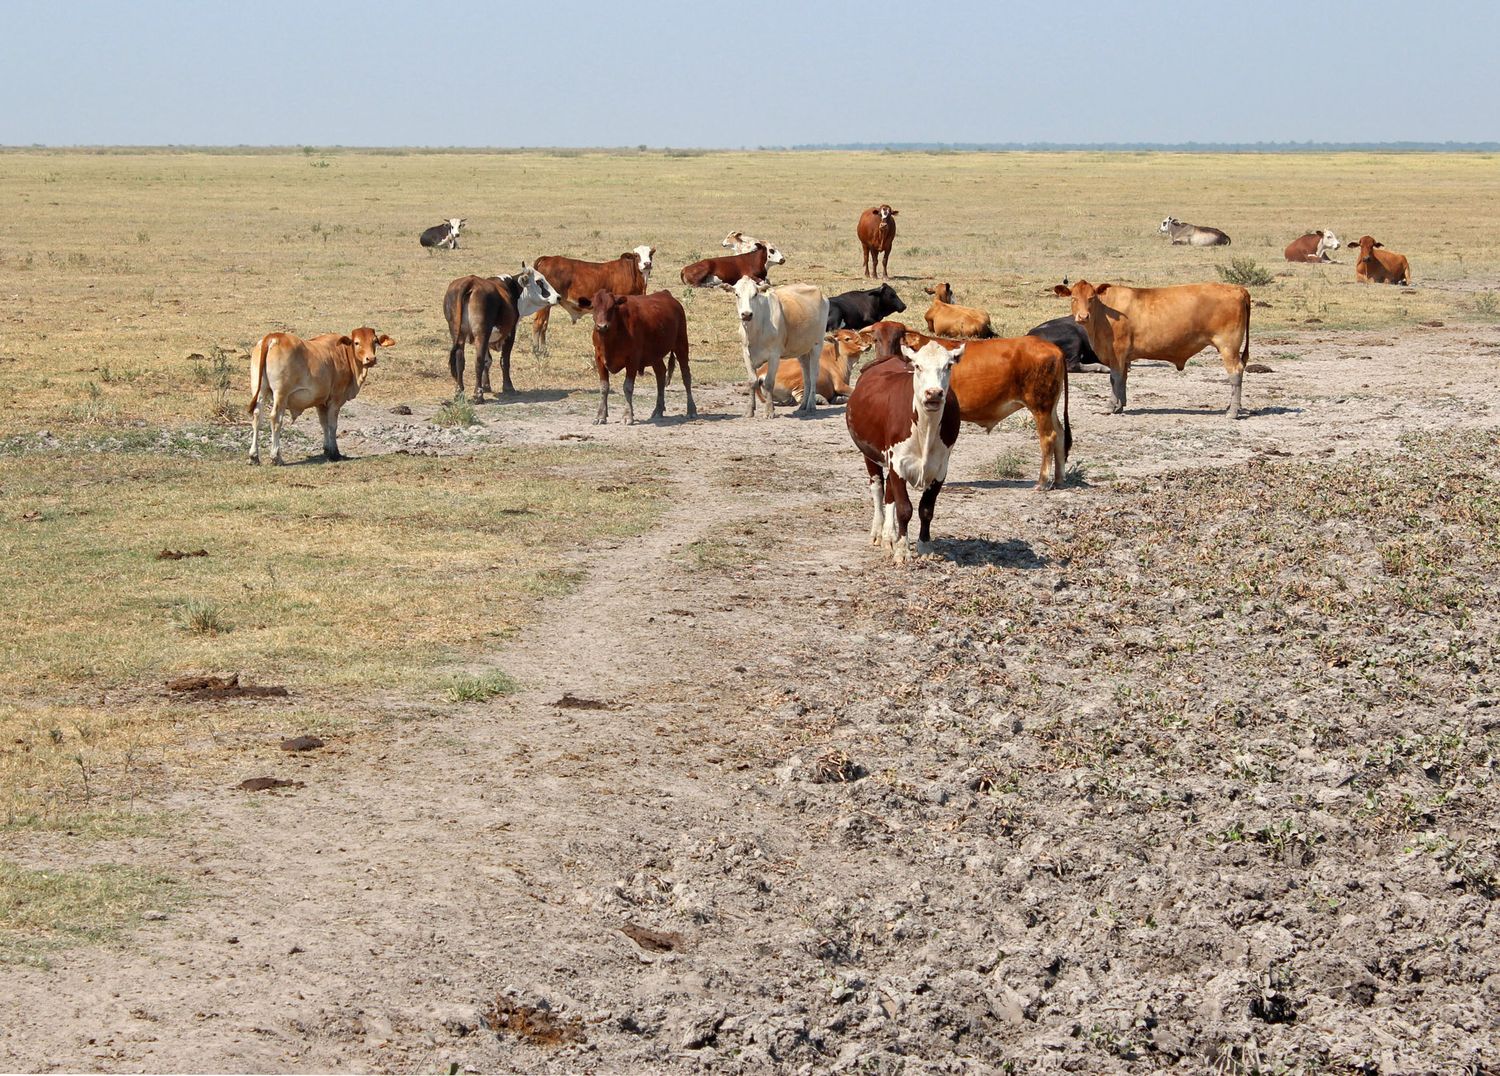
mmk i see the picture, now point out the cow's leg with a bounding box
[532,308,550,354]
[471,329,490,404]
[499,330,518,396]
[248,394,263,465]
[269,397,287,466]
[797,347,818,414]
[916,480,943,554]
[887,474,913,563]
[621,370,637,426]
[865,457,885,545]
[760,357,779,419]
[593,371,610,425]
[679,349,697,419]
[449,341,466,399]
[1032,406,1061,491]
[881,247,891,279]
[1108,365,1129,414]
[861,245,871,278]
[326,402,346,461]
[649,359,666,421]
[1219,342,1245,420]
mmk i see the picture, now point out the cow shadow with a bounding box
[934,536,1049,569]
[477,389,571,405]
[1123,405,1304,418]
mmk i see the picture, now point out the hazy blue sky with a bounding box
[2,1,1494,146]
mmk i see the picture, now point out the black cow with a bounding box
[826,283,906,332]
[1026,315,1109,374]
[420,218,465,250]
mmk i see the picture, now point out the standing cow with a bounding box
[248,327,395,465]
[444,265,561,401]
[579,289,695,425]
[857,205,898,278]
[846,340,964,563]
[729,278,829,418]
[1159,217,1231,246]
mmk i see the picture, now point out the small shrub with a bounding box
[992,448,1027,480]
[206,345,236,422]
[173,599,225,636]
[445,670,518,702]
[1217,258,1275,287]
[433,397,478,428]
[1470,291,1498,318]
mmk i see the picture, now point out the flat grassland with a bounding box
[1,151,1498,1073]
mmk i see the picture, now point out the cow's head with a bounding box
[1159,217,1180,234]
[1353,235,1380,256]
[632,245,655,278]
[924,282,954,303]
[763,242,786,265]
[447,218,465,233]
[346,327,395,371]
[1316,229,1341,253]
[869,319,910,361]
[877,205,897,223]
[900,341,963,413]
[1053,280,1110,324]
[825,329,868,373]
[877,283,906,314]
[516,262,561,316]
[729,276,772,324]
[722,231,754,252]
[585,289,626,333]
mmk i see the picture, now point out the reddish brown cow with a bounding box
[530,250,652,351]
[869,321,1070,490]
[1352,235,1411,285]
[680,244,772,288]
[846,339,964,563]
[1284,229,1340,263]
[857,205,898,278]
[580,289,695,425]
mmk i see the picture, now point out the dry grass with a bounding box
[0,859,180,966]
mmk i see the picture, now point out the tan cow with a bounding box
[247,327,394,465]
[729,278,829,417]
[1053,280,1250,418]
[1352,235,1411,285]
[755,329,868,406]
[923,282,995,338]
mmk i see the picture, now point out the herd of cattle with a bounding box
[244,206,1414,562]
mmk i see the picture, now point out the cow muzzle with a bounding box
[921,390,945,412]
[739,312,753,323]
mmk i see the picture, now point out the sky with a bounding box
[2,0,1495,147]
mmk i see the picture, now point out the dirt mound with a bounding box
[164,673,289,700]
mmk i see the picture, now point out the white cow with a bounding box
[729,278,828,418]
[721,231,787,265]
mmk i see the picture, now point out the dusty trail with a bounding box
[2,328,1498,1073]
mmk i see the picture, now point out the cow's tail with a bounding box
[1240,291,1252,370]
[1058,348,1072,460]
[447,278,473,344]
[247,334,271,413]
[978,322,997,339]
[665,351,677,387]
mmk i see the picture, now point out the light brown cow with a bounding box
[754,329,868,406]
[1352,235,1411,285]
[248,327,394,465]
[868,321,1070,491]
[922,282,995,339]
[1053,280,1251,418]
[857,205,898,278]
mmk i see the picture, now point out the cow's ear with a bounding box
[923,284,935,295]
[337,335,355,348]
[1052,284,1072,297]
[889,209,898,215]
[1094,283,1111,296]
[1373,241,1383,248]
[576,296,592,309]
[948,343,964,363]
[377,334,396,347]
[899,345,917,362]
[649,246,656,258]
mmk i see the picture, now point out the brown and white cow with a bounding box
[869,321,1070,490]
[1054,279,1252,418]
[857,205,898,278]
[681,243,774,287]
[755,329,868,407]
[1352,235,1411,285]
[729,278,829,418]
[1284,229,1341,263]
[443,265,560,401]
[530,246,654,351]
[922,282,995,339]
[579,289,695,425]
[846,340,964,563]
[247,327,394,465]
[721,232,787,265]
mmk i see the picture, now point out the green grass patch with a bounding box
[444,670,519,702]
[0,860,180,966]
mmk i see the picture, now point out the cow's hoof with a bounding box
[248,456,260,466]
[1033,481,1052,492]
[326,452,342,463]
[271,457,285,467]
[686,407,699,420]
[591,416,606,426]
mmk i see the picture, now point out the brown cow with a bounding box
[870,321,1070,491]
[845,339,963,563]
[1284,229,1341,263]
[530,247,653,351]
[857,205,898,278]
[755,329,867,406]
[1352,235,1411,285]
[247,327,394,465]
[680,243,773,288]
[580,289,695,425]
[923,282,996,338]
[443,266,560,401]
[1054,279,1251,418]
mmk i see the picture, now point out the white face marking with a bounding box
[633,245,654,277]
[901,341,962,412]
[878,206,891,222]
[516,268,561,316]
[764,244,786,265]
[1160,218,1174,233]
[1320,229,1340,252]
[731,276,762,323]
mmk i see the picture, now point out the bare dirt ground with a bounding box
[3,328,1499,1073]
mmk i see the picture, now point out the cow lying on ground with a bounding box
[826,283,905,332]
[681,244,773,287]
[248,327,394,465]
[755,329,867,407]
[1352,235,1411,285]
[1026,315,1109,373]
[923,282,995,338]
[1054,279,1251,418]
[578,289,694,425]
[444,266,561,401]
[420,219,465,250]
[857,205,898,278]
[729,278,829,417]
[869,321,1070,490]
[1284,229,1341,263]
[1160,217,1231,246]
[530,247,653,351]
[721,232,787,265]
[846,339,964,563]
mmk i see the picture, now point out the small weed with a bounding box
[992,448,1027,480]
[1469,291,1498,318]
[136,230,149,245]
[445,670,518,702]
[433,396,479,428]
[205,345,236,422]
[173,599,226,636]
[1217,258,1275,287]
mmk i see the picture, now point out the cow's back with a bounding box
[1284,234,1319,262]
[1105,283,1248,359]
[621,290,687,350]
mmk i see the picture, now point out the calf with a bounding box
[826,283,906,331]
[248,327,394,465]
[756,329,867,407]
[846,340,964,563]
[1054,279,1251,417]
[681,243,772,287]
[857,204,898,278]
[923,282,995,338]
[1352,235,1411,285]
[871,321,1071,491]
[420,218,465,250]
[444,265,561,401]
[530,247,654,351]
[580,289,695,425]
[730,278,829,418]
[1284,229,1341,263]
[1159,217,1231,246]
[722,232,787,264]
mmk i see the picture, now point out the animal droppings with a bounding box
[235,776,303,793]
[481,996,586,1047]
[166,673,290,700]
[156,548,209,560]
[279,735,326,752]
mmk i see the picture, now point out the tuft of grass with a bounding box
[0,860,180,966]
[173,598,226,635]
[445,669,518,702]
[1216,257,1276,287]
[992,448,1028,480]
[433,397,479,428]
[1469,291,1498,318]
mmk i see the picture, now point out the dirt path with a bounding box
[2,328,1498,1073]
